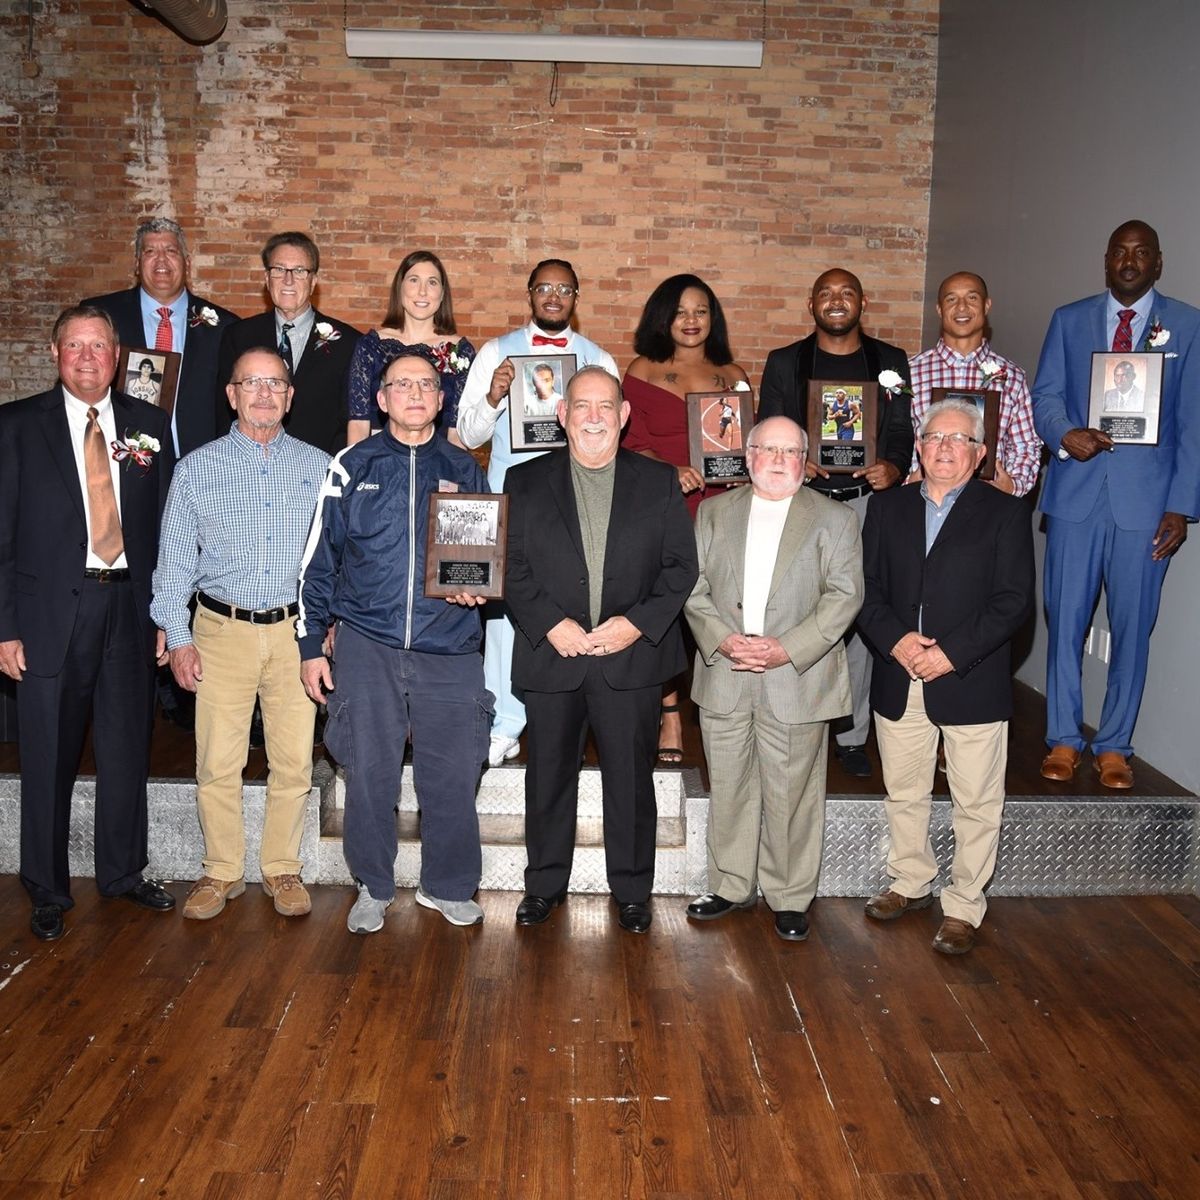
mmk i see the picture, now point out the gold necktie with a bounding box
[85,407,124,565]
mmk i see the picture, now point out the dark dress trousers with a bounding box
[83,287,238,457]
[504,448,699,902]
[217,310,361,454]
[0,387,174,908]
[757,331,915,480]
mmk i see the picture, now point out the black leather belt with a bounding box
[198,591,298,625]
[819,482,873,502]
[83,568,131,582]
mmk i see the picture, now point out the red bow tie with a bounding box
[531,334,568,348]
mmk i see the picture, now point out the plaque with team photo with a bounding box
[424,493,508,599]
[929,386,1001,481]
[116,346,182,417]
[508,353,575,452]
[807,381,877,474]
[686,389,754,485]
[1088,352,1162,445]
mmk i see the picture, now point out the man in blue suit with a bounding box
[1033,220,1200,789]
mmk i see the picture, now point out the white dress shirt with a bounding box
[742,493,792,635]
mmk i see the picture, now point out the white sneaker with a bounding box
[416,887,484,927]
[487,734,521,767]
[347,884,392,934]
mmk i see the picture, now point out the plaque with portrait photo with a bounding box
[424,493,508,599]
[508,353,576,452]
[116,346,182,418]
[686,389,754,485]
[929,387,1001,481]
[1088,352,1163,446]
[806,381,877,474]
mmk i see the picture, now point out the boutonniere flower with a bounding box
[189,304,218,328]
[733,380,751,391]
[313,321,341,351]
[111,431,160,471]
[432,343,472,375]
[1144,317,1170,350]
[978,359,1007,388]
[877,369,912,397]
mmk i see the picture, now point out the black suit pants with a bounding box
[19,578,154,908]
[523,659,660,904]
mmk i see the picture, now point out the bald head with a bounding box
[747,417,807,500]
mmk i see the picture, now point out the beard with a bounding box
[535,315,572,334]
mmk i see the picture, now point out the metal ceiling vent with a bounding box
[136,0,228,44]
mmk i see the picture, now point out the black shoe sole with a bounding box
[686,898,757,921]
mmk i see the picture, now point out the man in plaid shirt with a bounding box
[908,273,1042,497]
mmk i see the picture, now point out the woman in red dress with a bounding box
[624,274,750,764]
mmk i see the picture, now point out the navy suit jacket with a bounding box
[757,331,915,478]
[82,287,238,458]
[217,310,361,455]
[0,386,174,675]
[1032,290,1200,530]
[504,448,698,693]
[858,479,1034,725]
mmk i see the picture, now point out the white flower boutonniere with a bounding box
[189,304,219,328]
[313,321,342,352]
[978,359,1007,388]
[1144,317,1170,350]
[877,369,912,397]
[111,431,161,472]
[732,380,751,391]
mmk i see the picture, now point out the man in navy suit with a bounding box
[1033,220,1200,790]
[217,232,361,455]
[0,307,177,940]
[84,217,237,458]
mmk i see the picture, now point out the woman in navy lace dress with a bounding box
[346,250,475,446]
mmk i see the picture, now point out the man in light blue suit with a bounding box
[1033,220,1200,789]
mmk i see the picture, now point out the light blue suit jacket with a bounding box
[1032,290,1200,530]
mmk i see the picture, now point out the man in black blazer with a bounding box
[216,232,360,454]
[757,268,914,779]
[83,217,238,458]
[0,307,177,940]
[857,398,1034,956]
[504,367,698,933]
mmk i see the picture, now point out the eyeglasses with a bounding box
[267,266,313,280]
[747,444,804,459]
[920,431,980,446]
[530,283,577,298]
[234,377,290,393]
[382,377,439,394]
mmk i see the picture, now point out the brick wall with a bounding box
[0,0,938,402]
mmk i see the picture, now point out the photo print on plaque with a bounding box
[117,346,182,417]
[424,493,508,599]
[1088,352,1163,446]
[508,353,576,452]
[686,389,754,485]
[806,381,878,474]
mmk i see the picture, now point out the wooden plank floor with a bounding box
[0,879,1197,1198]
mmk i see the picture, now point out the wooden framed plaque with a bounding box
[1088,352,1163,446]
[807,381,877,474]
[508,353,575,452]
[929,387,1002,481]
[424,493,508,599]
[116,346,182,417]
[686,389,754,485]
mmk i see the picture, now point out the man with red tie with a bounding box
[0,307,176,940]
[457,260,618,767]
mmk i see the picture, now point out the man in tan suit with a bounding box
[684,416,863,940]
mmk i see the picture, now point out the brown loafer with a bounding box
[1094,751,1134,789]
[1040,745,1082,782]
[864,889,933,921]
[932,916,976,955]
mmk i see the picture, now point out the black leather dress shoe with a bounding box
[774,910,810,942]
[834,743,872,778]
[31,904,65,941]
[515,892,566,926]
[118,879,177,911]
[686,892,757,921]
[616,901,652,934]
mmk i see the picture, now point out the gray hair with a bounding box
[134,217,189,258]
[565,365,623,403]
[919,397,984,443]
[747,415,808,457]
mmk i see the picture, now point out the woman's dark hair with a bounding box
[382,250,457,335]
[633,273,734,364]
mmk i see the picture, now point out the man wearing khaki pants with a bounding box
[152,347,329,918]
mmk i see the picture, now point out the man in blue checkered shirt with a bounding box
[151,347,329,921]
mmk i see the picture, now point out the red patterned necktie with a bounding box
[531,334,568,348]
[1112,308,1136,353]
[154,306,173,351]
